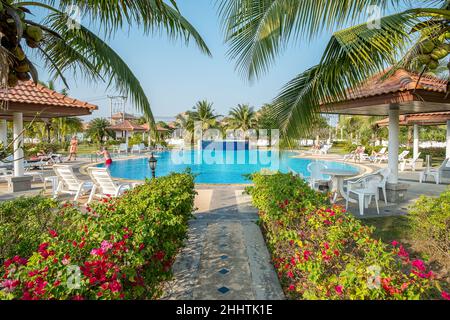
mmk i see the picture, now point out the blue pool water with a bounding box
[99,150,359,184]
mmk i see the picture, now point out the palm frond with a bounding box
[41,12,154,122]
[42,0,211,56]
[271,10,418,139]
[219,0,403,79]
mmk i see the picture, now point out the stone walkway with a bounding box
[162,185,285,300]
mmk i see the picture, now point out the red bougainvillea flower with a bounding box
[72,295,84,300]
[335,285,343,295]
[411,259,426,272]
[287,271,294,279]
[288,284,295,291]
[391,240,399,247]
[441,291,450,300]
[303,251,311,261]
[49,230,58,238]
[323,220,332,225]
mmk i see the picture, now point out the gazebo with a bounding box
[107,120,147,145]
[375,112,450,160]
[0,81,97,191]
[321,68,450,202]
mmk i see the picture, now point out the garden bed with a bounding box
[0,172,196,300]
[246,172,448,300]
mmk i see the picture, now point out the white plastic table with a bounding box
[321,169,359,203]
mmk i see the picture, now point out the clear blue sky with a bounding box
[38,0,412,122]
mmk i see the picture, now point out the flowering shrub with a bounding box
[408,189,450,269]
[0,196,60,260]
[247,172,445,300]
[0,173,195,300]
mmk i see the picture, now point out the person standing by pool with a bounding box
[97,146,113,167]
[67,136,78,161]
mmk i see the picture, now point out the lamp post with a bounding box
[148,152,157,178]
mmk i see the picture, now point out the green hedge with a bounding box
[0,173,195,300]
[409,189,450,269]
[0,196,61,260]
[246,173,446,300]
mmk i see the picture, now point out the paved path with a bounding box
[162,186,285,300]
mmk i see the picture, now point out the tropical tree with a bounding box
[52,117,83,145]
[220,0,450,140]
[228,104,257,132]
[0,0,210,122]
[189,100,220,131]
[86,118,113,145]
[174,112,194,143]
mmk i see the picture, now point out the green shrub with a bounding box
[0,173,195,300]
[0,196,60,260]
[408,189,450,268]
[246,172,445,300]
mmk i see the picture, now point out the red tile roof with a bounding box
[0,81,97,111]
[341,69,447,102]
[108,120,146,131]
[376,111,450,127]
[142,123,171,132]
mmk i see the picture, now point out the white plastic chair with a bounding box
[420,158,449,185]
[130,144,141,154]
[400,152,421,172]
[346,174,383,216]
[370,147,386,162]
[117,143,128,154]
[307,162,330,190]
[374,167,391,205]
[319,144,332,155]
[53,165,93,201]
[398,150,410,163]
[86,167,139,204]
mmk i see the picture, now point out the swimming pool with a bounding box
[98,150,359,184]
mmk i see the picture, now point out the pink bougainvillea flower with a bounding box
[323,220,332,225]
[441,291,450,300]
[287,271,294,279]
[101,240,113,252]
[335,285,343,295]
[288,284,295,291]
[391,240,399,247]
[411,259,426,272]
[0,279,19,292]
[72,295,84,300]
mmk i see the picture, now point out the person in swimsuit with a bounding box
[97,146,112,167]
[67,136,78,161]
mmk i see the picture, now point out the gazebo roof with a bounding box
[111,112,137,120]
[107,120,146,132]
[375,111,450,127]
[0,81,97,120]
[142,123,171,132]
[321,69,450,116]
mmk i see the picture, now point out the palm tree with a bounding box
[228,104,257,133]
[52,117,83,144]
[175,112,195,143]
[220,1,450,140]
[189,100,220,132]
[86,118,113,145]
[0,0,210,122]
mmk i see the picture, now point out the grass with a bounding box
[362,216,411,243]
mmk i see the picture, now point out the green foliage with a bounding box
[246,172,444,300]
[128,134,144,146]
[409,189,450,268]
[0,196,60,260]
[86,118,114,145]
[0,173,196,300]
